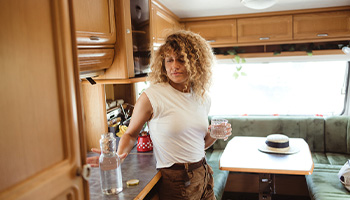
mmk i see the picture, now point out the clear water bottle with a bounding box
[99,133,123,195]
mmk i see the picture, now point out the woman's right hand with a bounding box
[86,148,101,167]
[86,148,129,167]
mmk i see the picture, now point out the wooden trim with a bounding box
[81,76,148,84]
[134,171,162,200]
[215,49,345,59]
[220,166,314,175]
[151,0,180,21]
[103,0,134,79]
[209,37,350,47]
[77,44,115,49]
[180,6,350,22]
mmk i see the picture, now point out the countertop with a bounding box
[88,147,160,200]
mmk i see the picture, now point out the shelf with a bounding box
[214,40,348,59]
[81,76,147,84]
[216,49,344,59]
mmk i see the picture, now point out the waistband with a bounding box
[161,157,206,172]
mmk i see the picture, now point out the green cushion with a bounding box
[312,152,331,164]
[306,168,350,200]
[206,149,229,200]
[325,153,350,165]
[209,116,324,151]
[312,152,350,165]
[325,116,350,154]
[207,159,229,200]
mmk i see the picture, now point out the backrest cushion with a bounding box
[209,116,324,151]
[325,116,350,154]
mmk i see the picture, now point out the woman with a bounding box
[88,30,232,199]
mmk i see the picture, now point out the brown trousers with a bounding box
[158,160,216,200]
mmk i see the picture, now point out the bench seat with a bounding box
[207,115,350,200]
[206,149,229,200]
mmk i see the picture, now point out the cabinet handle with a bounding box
[206,40,216,43]
[259,37,270,40]
[317,33,328,37]
[89,36,100,40]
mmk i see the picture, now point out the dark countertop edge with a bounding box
[134,171,161,200]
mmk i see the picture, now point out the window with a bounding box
[209,60,348,116]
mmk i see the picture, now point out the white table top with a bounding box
[219,136,314,175]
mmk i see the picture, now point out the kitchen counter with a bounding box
[88,148,160,200]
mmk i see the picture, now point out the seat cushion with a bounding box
[306,167,350,200]
[207,160,229,200]
[312,152,350,165]
[206,149,229,200]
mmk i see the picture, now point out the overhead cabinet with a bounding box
[183,7,350,48]
[73,0,116,45]
[237,15,293,44]
[73,0,117,77]
[186,19,237,46]
[151,1,181,46]
[293,10,350,40]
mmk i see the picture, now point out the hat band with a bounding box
[266,141,289,148]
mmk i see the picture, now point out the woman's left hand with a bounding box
[208,123,232,141]
[223,123,232,141]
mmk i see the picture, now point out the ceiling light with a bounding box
[241,0,278,10]
[342,46,350,55]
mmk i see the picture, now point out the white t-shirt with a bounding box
[144,82,211,168]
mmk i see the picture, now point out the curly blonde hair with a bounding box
[147,30,214,100]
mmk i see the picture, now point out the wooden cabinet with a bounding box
[73,0,117,78]
[73,0,116,45]
[186,19,237,47]
[294,10,350,40]
[0,0,87,199]
[103,0,135,79]
[151,1,181,46]
[237,15,293,44]
[78,48,114,74]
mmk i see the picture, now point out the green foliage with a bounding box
[228,49,247,79]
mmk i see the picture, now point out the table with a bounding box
[220,136,314,200]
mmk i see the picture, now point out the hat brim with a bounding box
[258,144,300,154]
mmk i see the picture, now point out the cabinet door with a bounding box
[237,15,293,43]
[73,0,116,45]
[0,0,87,199]
[78,49,115,73]
[186,19,237,47]
[294,10,350,40]
[151,2,181,46]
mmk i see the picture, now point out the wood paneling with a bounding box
[78,48,114,72]
[81,84,108,151]
[0,0,86,199]
[73,0,116,45]
[237,15,293,44]
[294,10,350,40]
[151,1,181,46]
[186,19,237,47]
[224,173,309,196]
[224,173,259,193]
[103,0,135,79]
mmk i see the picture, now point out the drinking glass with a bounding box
[210,118,228,139]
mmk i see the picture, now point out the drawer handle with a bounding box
[90,36,100,40]
[259,37,270,40]
[206,40,216,43]
[317,33,328,37]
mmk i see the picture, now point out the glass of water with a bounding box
[210,118,228,139]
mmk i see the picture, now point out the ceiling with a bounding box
[157,0,350,18]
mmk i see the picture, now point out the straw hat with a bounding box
[258,134,299,154]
